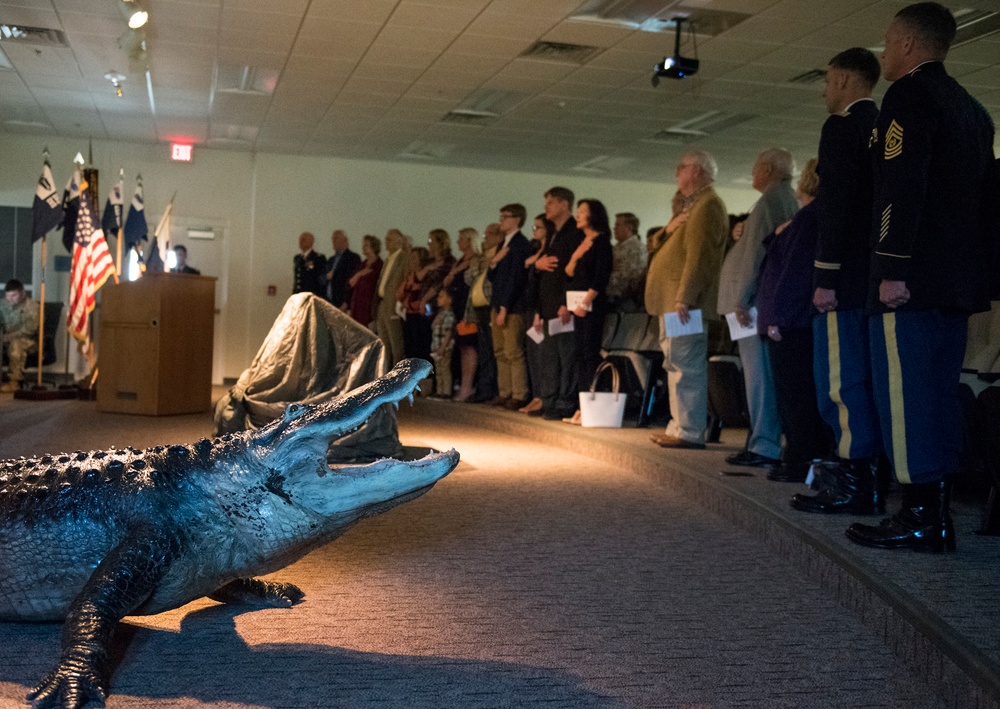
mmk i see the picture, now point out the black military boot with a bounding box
[790,459,885,515]
[845,480,955,552]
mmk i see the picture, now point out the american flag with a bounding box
[68,184,117,343]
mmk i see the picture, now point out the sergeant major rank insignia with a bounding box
[884,120,903,159]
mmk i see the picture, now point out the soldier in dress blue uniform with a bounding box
[790,48,886,516]
[293,231,327,297]
[845,2,996,552]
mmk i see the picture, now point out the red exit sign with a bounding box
[171,143,193,162]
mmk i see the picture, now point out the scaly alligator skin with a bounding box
[0,358,459,709]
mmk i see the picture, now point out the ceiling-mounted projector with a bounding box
[652,17,699,86]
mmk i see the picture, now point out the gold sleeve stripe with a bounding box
[882,312,910,484]
[884,119,903,160]
[879,204,891,242]
[814,260,841,270]
[874,250,911,258]
[826,312,853,459]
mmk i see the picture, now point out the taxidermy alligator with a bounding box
[0,358,458,709]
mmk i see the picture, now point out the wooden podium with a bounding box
[97,273,216,415]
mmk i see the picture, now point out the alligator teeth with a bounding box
[393,402,399,410]
[407,393,415,406]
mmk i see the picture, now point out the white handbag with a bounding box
[579,360,627,428]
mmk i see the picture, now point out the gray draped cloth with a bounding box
[213,293,403,462]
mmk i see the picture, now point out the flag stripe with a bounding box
[68,189,117,343]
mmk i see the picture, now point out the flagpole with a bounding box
[33,147,54,388]
[115,168,124,276]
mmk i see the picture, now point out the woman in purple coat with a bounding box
[757,159,834,478]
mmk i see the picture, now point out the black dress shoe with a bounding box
[726,450,780,468]
[542,407,575,420]
[766,462,810,483]
[790,459,886,515]
[527,407,545,417]
[845,480,955,552]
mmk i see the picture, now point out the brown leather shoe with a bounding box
[504,398,529,410]
[650,433,705,449]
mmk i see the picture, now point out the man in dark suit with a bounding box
[846,2,996,552]
[488,203,533,409]
[530,186,584,420]
[293,231,326,297]
[790,48,884,516]
[325,229,361,309]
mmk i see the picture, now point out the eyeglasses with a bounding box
[532,224,545,230]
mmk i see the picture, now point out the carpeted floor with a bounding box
[0,396,945,708]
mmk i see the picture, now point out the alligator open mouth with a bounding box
[260,358,460,516]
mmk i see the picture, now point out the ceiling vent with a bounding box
[572,155,635,173]
[208,123,259,147]
[570,1,749,36]
[214,64,279,96]
[869,9,999,53]
[441,90,523,125]
[440,110,497,126]
[953,8,1000,47]
[520,41,602,65]
[648,110,756,141]
[788,69,826,85]
[0,24,69,47]
[398,141,456,160]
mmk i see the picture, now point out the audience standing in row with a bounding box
[281,3,994,556]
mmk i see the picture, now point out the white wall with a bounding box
[0,135,758,381]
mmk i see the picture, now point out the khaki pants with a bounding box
[491,309,528,401]
[374,298,405,367]
[3,334,31,383]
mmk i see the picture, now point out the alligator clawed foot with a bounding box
[27,665,107,709]
[208,577,305,608]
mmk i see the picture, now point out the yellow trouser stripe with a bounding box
[826,312,851,459]
[883,313,910,483]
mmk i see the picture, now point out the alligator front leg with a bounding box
[209,578,304,608]
[28,528,179,709]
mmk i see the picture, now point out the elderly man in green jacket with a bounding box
[646,149,729,450]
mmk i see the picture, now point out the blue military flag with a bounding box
[144,236,165,273]
[101,177,124,238]
[60,166,82,253]
[31,160,63,242]
[123,177,148,250]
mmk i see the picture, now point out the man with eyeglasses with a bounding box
[530,186,584,420]
[487,203,533,409]
[646,150,728,449]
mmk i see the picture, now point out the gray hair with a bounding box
[680,149,718,181]
[755,147,795,181]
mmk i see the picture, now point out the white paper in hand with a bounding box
[663,309,703,337]
[566,290,592,312]
[725,307,758,340]
[548,315,575,335]
[526,326,544,344]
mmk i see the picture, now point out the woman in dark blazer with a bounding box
[563,198,614,424]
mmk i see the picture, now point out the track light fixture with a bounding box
[119,0,148,30]
[105,71,126,97]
